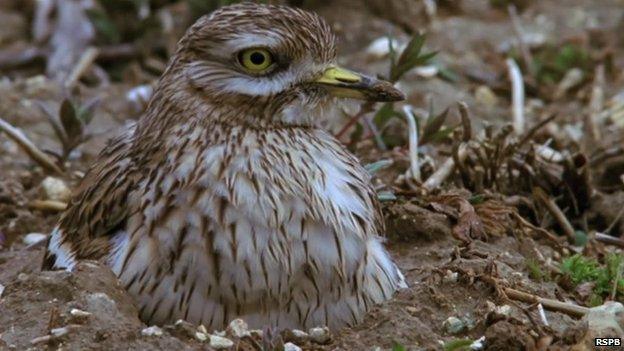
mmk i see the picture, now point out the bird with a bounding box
[43,2,406,331]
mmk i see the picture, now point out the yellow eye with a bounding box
[238,48,273,72]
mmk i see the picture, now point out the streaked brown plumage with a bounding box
[43,2,405,330]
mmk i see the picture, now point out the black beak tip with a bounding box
[373,86,406,102]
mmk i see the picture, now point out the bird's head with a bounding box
[153,2,404,128]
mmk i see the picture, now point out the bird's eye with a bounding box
[238,48,274,72]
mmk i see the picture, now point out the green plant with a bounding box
[532,43,591,84]
[526,258,549,282]
[369,34,438,143]
[561,253,624,301]
[443,338,474,351]
[392,342,406,351]
[37,97,99,161]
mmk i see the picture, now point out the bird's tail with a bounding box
[41,227,76,271]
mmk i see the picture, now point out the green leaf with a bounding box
[77,97,101,125]
[59,99,83,142]
[373,103,401,129]
[348,122,364,145]
[365,159,393,175]
[392,342,406,351]
[86,9,121,44]
[419,107,449,145]
[377,191,397,202]
[573,230,588,247]
[468,194,485,205]
[561,254,601,285]
[390,34,437,82]
[443,338,474,351]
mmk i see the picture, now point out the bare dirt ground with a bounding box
[1,0,624,350]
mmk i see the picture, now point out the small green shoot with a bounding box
[526,258,549,282]
[561,253,624,301]
[443,338,474,351]
[392,342,406,351]
[390,34,437,82]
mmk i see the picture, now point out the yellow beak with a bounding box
[314,66,405,102]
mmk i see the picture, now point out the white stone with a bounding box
[141,326,163,337]
[195,331,208,342]
[414,65,439,78]
[249,329,263,338]
[585,301,624,336]
[227,318,249,338]
[495,305,512,317]
[284,342,302,351]
[365,37,406,59]
[308,326,331,344]
[41,177,71,202]
[23,233,47,246]
[475,85,498,108]
[69,308,91,317]
[209,334,234,349]
[442,269,458,283]
[443,316,465,334]
[50,327,70,337]
[291,329,308,340]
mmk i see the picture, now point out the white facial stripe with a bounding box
[223,33,281,51]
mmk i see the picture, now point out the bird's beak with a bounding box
[313,66,405,102]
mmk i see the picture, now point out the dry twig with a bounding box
[423,143,468,190]
[0,117,64,175]
[595,232,624,248]
[29,200,68,212]
[587,64,605,146]
[402,105,421,182]
[504,287,589,318]
[533,187,576,243]
[506,58,525,135]
[65,47,99,89]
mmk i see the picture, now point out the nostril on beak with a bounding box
[335,76,359,84]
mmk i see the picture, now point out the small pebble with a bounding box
[443,316,465,334]
[365,37,406,59]
[69,308,91,319]
[283,328,309,344]
[197,324,208,334]
[495,305,512,317]
[0,283,4,298]
[170,319,197,338]
[414,65,439,78]
[291,329,309,340]
[22,233,47,246]
[249,329,263,338]
[41,177,71,202]
[475,85,498,108]
[471,336,485,350]
[209,334,234,349]
[195,331,208,342]
[227,318,250,338]
[284,342,302,351]
[142,326,163,337]
[442,269,458,283]
[51,328,68,337]
[308,326,331,344]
